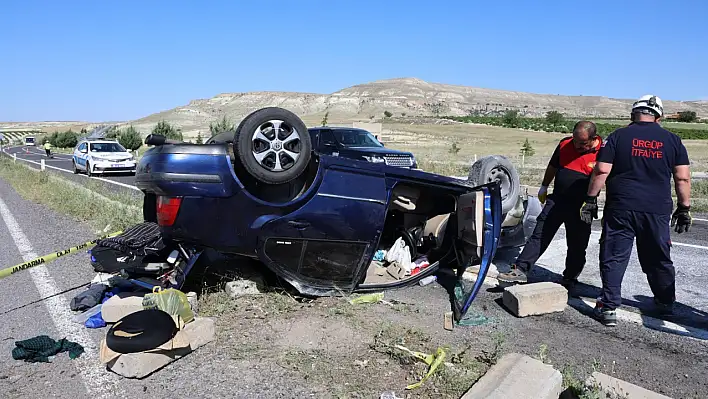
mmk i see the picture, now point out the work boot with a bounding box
[653,298,675,316]
[593,301,617,327]
[497,264,528,284]
[557,277,578,296]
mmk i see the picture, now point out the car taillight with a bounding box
[156,196,182,227]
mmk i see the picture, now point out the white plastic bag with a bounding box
[385,237,413,274]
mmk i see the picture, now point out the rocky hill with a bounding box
[5,78,708,137]
[123,77,708,137]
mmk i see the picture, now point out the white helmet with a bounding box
[632,94,664,117]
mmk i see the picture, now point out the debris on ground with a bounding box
[100,316,215,379]
[394,345,447,390]
[225,277,263,297]
[349,292,385,305]
[12,335,85,363]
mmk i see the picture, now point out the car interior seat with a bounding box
[423,214,450,249]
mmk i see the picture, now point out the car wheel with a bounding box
[467,155,520,214]
[86,162,92,177]
[233,107,312,185]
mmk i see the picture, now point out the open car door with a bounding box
[256,164,388,296]
[452,182,503,321]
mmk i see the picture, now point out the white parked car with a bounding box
[72,139,137,176]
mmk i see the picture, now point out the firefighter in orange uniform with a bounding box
[497,121,601,292]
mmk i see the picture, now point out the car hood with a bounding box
[90,152,133,160]
[344,146,414,156]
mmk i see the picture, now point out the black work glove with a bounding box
[579,196,598,224]
[671,204,692,233]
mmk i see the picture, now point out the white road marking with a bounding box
[569,297,708,341]
[671,242,708,250]
[557,224,707,250]
[3,147,141,192]
[462,270,708,342]
[0,196,117,397]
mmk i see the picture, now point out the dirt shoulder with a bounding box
[161,260,708,399]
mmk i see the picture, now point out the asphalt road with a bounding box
[492,215,708,330]
[2,145,140,195]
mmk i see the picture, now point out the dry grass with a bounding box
[0,156,142,231]
[376,121,708,210]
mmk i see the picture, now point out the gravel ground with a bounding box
[0,176,707,398]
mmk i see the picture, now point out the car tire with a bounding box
[233,107,312,185]
[86,162,92,177]
[72,160,79,174]
[467,155,520,214]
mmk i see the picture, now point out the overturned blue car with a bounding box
[132,107,540,321]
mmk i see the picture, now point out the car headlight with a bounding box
[363,155,386,163]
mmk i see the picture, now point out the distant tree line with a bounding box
[444,110,708,140]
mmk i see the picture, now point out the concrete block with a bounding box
[461,352,562,399]
[225,278,262,297]
[503,282,568,317]
[106,317,216,379]
[587,372,673,399]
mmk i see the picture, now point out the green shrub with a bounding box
[545,111,564,125]
[49,130,78,148]
[152,120,183,141]
[502,110,520,127]
[209,115,235,136]
[677,111,698,123]
[117,126,142,151]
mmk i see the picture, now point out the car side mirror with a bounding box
[80,148,87,154]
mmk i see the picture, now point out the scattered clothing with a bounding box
[409,256,430,276]
[12,335,84,363]
[70,283,109,312]
[373,250,386,262]
[85,311,107,329]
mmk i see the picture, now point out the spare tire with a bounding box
[467,155,520,214]
[234,107,312,184]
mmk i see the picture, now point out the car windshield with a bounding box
[90,142,126,152]
[332,129,383,148]
[26,137,35,143]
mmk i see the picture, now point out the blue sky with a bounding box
[2,0,706,122]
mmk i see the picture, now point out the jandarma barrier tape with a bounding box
[0,231,123,280]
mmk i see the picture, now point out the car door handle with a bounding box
[288,221,310,229]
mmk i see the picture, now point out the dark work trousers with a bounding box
[598,209,675,310]
[515,194,592,279]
